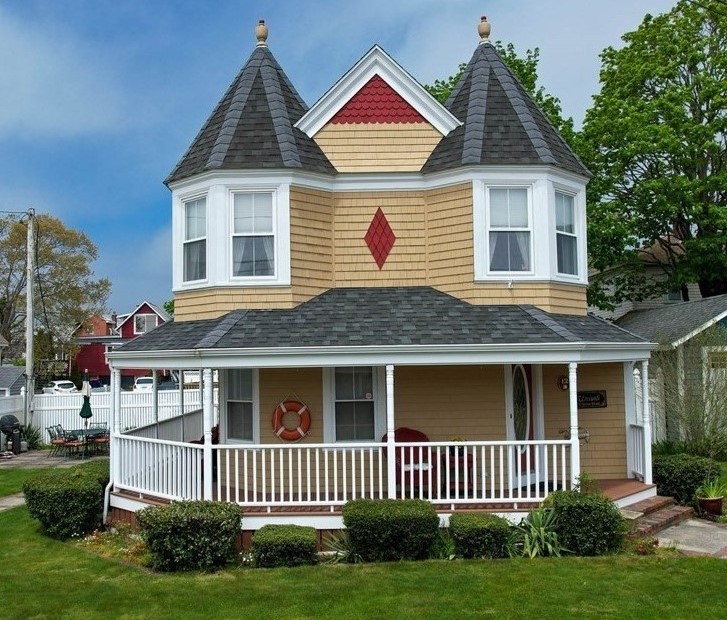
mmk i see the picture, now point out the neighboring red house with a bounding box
[74,302,170,387]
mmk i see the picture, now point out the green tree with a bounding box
[425,42,575,146]
[581,0,727,307]
[0,214,110,358]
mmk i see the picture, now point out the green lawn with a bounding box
[2,507,727,619]
[0,467,56,497]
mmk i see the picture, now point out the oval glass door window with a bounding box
[512,365,530,449]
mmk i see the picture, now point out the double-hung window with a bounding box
[488,188,531,272]
[555,191,578,276]
[183,198,206,282]
[334,367,375,441]
[232,193,275,277]
[226,369,254,442]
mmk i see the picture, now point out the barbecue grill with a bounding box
[0,414,23,454]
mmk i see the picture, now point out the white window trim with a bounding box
[181,194,209,285]
[229,189,279,283]
[222,368,259,445]
[551,180,587,285]
[482,184,535,277]
[554,190,579,278]
[322,367,386,443]
[133,313,158,335]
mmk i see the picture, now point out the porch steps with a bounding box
[621,495,694,537]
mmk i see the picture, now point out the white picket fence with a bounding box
[24,389,211,441]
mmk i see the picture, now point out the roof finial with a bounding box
[478,15,491,44]
[255,19,268,47]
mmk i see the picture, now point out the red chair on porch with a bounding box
[382,427,438,493]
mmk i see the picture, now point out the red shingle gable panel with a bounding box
[330,75,426,124]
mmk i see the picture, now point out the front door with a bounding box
[505,364,543,490]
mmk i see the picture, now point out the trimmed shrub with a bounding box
[137,501,241,572]
[252,524,318,568]
[342,499,440,562]
[449,513,511,559]
[653,453,721,505]
[23,467,106,540]
[545,489,624,556]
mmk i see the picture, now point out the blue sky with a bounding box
[0,0,677,313]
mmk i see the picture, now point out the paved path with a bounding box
[658,518,727,558]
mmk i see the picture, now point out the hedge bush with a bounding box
[23,466,107,540]
[545,489,624,556]
[449,513,511,559]
[252,524,318,568]
[137,501,241,572]
[653,454,721,505]
[341,499,440,562]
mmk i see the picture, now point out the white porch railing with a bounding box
[116,435,204,501]
[629,424,645,480]
[113,437,571,508]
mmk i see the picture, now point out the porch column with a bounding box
[202,367,214,500]
[641,360,653,484]
[152,372,159,439]
[385,364,396,499]
[178,376,185,442]
[568,362,580,489]
[111,368,122,489]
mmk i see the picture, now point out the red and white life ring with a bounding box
[272,400,311,441]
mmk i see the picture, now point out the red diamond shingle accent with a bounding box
[330,75,426,124]
[364,208,396,269]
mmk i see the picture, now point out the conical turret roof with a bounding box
[423,41,588,177]
[166,45,335,185]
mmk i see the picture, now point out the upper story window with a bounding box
[183,198,206,282]
[488,188,531,272]
[232,193,275,277]
[555,191,578,276]
[134,314,158,335]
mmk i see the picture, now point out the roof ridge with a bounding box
[260,54,301,167]
[206,49,264,170]
[519,305,579,342]
[195,310,248,349]
[485,47,556,165]
[461,61,489,165]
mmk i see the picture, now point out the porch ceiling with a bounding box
[109,287,653,369]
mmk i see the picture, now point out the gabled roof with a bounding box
[422,40,589,177]
[296,45,461,137]
[165,44,335,185]
[615,294,727,348]
[116,301,171,330]
[118,286,645,353]
[0,365,25,395]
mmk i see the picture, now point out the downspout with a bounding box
[103,367,120,523]
[385,364,396,499]
[568,362,580,489]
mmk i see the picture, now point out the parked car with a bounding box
[133,377,154,391]
[42,380,78,394]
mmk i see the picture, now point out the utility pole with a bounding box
[24,208,35,426]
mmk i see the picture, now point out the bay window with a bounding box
[555,191,578,276]
[232,192,275,277]
[488,187,531,272]
[183,197,206,282]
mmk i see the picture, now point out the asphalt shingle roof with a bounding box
[422,42,589,177]
[119,287,645,353]
[165,46,335,185]
[615,294,727,346]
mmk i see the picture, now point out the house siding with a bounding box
[543,363,627,480]
[313,123,443,173]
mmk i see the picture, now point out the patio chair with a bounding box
[56,426,85,458]
[46,426,66,457]
[381,427,438,493]
[89,423,110,455]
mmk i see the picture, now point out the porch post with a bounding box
[202,367,214,500]
[152,371,159,439]
[112,368,122,486]
[568,362,580,489]
[178,376,185,442]
[385,364,396,499]
[641,360,653,484]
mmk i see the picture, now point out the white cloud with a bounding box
[0,5,124,139]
